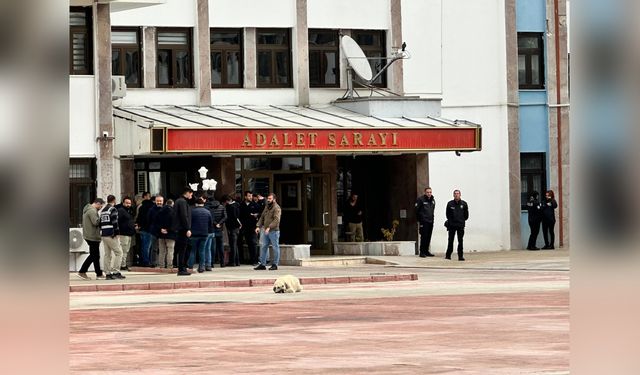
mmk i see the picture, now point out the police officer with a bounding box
[445,189,469,261]
[415,187,436,257]
[525,191,543,250]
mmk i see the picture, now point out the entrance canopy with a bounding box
[113,104,481,155]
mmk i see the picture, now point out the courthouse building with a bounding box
[69,0,569,254]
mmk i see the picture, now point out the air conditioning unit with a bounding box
[69,227,89,271]
[111,75,127,99]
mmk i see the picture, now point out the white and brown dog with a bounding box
[273,275,303,293]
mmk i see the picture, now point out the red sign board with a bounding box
[164,127,481,153]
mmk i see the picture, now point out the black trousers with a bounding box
[79,239,103,276]
[418,223,434,256]
[542,219,556,248]
[446,227,465,259]
[527,219,542,249]
[227,228,240,266]
[238,229,258,264]
[175,232,190,272]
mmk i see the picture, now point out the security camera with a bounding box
[102,131,109,138]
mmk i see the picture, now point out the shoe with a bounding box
[177,270,191,276]
[269,265,278,271]
[527,247,540,251]
[234,263,240,267]
[77,272,91,280]
[205,266,212,271]
[114,272,126,279]
[419,254,427,258]
[254,264,266,270]
[445,256,451,260]
[542,245,550,249]
[198,268,205,273]
[120,266,130,271]
[425,252,435,257]
[252,263,259,267]
[220,264,225,268]
[458,258,465,261]
[548,246,555,250]
[105,274,115,280]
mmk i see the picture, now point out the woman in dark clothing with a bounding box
[526,191,543,250]
[541,190,558,249]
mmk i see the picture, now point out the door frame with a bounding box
[303,173,332,255]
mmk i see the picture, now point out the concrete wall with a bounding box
[69,76,96,157]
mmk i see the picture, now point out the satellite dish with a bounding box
[341,35,373,81]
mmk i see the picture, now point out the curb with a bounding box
[69,273,418,293]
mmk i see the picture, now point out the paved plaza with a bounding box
[69,249,569,374]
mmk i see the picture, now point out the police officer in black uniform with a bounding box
[525,191,543,250]
[445,189,469,261]
[415,187,436,257]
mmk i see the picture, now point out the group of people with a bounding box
[77,187,283,280]
[525,190,558,250]
[415,188,470,261]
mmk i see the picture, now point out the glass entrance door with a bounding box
[304,174,331,254]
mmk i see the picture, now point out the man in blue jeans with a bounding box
[254,193,282,271]
[135,192,154,266]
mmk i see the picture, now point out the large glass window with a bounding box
[352,30,386,87]
[256,29,292,88]
[69,7,93,75]
[112,28,142,87]
[211,28,243,88]
[518,33,545,89]
[69,159,96,227]
[309,29,339,87]
[520,153,547,209]
[157,29,193,88]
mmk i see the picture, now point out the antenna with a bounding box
[340,35,411,100]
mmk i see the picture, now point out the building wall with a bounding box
[69,76,97,157]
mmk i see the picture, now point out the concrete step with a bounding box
[297,256,397,267]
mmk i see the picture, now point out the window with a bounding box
[69,159,96,227]
[69,7,93,75]
[256,29,292,88]
[520,153,547,209]
[211,29,243,88]
[157,29,193,88]
[112,28,142,87]
[352,30,386,87]
[309,29,339,87]
[518,33,545,89]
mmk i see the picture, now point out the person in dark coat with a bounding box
[189,196,213,273]
[174,187,194,276]
[135,192,154,266]
[146,195,165,267]
[526,191,543,250]
[344,193,364,241]
[445,189,469,261]
[154,199,177,269]
[116,197,136,270]
[205,195,227,269]
[238,191,261,266]
[224,194,242,267]
[541,190,558,249]
[415,187,436,257]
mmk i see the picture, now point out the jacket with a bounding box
[257,202,282,231]
[135,199,154,231]
[116,204,136,236]
[174,196,192,233]
[99,203,120,237]
[205,199,227,232]
[239,200,260,229]
[81,203,101,241]
[147,205,164,237]
[191,206,212,237]
[154,205,177,240]
[225,201,241,230]
[415,195,435,224]
[541,198,558,222]
[526,197,543,223]
[344,200,363,224]
[446,199,469,229]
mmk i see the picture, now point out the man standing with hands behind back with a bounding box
[415,187,435,257]
[445,189,469,261]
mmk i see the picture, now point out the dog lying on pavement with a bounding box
[273,275,303,293]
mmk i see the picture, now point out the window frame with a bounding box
[69,6,93,75]
[351,29,387,88]
[111,26,143,88]
[520,152,547,210]
[518,32,545,89]
[69,158,96,227]
[256,28,293,88]
[210,28,244,88]
[156,27,194,88]
[308,29,340,88]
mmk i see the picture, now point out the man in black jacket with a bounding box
[224,194,242,266]
[116,197,136,271]
[445,189,469,261]
[174,187,193,276]
[415,187,436,257]
[100,195,125,279]
[135,192,154,266]
[238,191,261,266]
[205,196,227,268]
